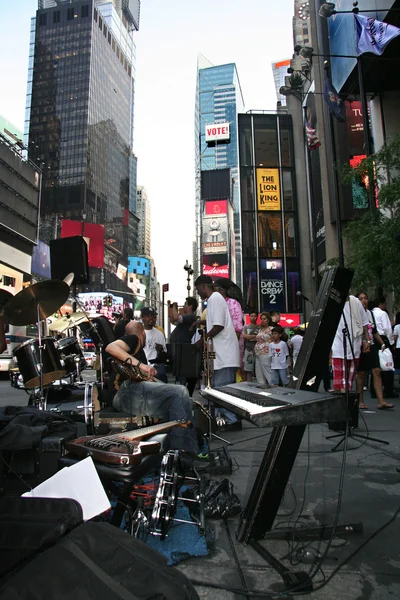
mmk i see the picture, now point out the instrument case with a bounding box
[0,496,83,578]
[0,521,200,600]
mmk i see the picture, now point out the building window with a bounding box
[53,11,60,24]
[81,5,89,18]
[39,13,47,26]
[94,8,98,21]
[99,16,102,29]
[254,123,279,167]
[67,8,74,20]
[282,170,294,211]
[258,213,283,257]
[284,214,296,257]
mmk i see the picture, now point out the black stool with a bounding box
[58,433,170,528]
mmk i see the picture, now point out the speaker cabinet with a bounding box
[50,237,89,284]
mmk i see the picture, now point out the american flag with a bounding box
[305,120,321,151]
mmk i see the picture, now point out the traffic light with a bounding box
[103,294,113,307]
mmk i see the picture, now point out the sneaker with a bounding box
[218,421,242,432]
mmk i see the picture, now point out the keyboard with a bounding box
[201,383,347,428]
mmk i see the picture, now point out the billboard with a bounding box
[205,122,230,143]
[61,220,104,268]
[116,263,127,281]
[256,168,281,210]
[203,254,229,278]
[77,292,125,321]
[205,199,228,215]
[202,214,228,254]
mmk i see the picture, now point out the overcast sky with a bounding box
[0,0,294,304]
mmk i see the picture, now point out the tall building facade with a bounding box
[136,185,151,258]
[271,59,291,107]
[26,0,140,294]
[238,112,302,315]
[194,58,245,287]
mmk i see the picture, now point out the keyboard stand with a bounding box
[193,398,231,446]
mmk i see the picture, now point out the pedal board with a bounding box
[200,446,232,475]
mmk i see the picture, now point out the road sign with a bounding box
[162,283,169,293]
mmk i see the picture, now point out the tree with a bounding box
[341,135,400,300]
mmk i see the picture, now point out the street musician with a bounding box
[105,321,199,453]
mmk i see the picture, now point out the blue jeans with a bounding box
[113,380,198,453]
[270,368,288,386]
[212,367,238,424]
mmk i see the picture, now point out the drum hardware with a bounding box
[63,272,75,287]
[149,450,205,540]
[49,312,88,333]
[6,279,70,410]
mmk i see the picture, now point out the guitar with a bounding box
[66,420,190,465]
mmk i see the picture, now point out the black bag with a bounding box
[0,497,83,577]
[0,521,200,600]
[183,478,241,519]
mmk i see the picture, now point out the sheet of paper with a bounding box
[22,456,111,521]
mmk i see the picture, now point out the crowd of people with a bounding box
[105,280,400,455]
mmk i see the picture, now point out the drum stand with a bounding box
[35,301,46,411]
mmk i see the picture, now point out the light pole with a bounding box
[183,260,194,297]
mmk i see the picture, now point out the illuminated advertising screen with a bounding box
[77,292,124,321]
[202,214,228,254]
[116,263,127,281]
[203,254,229,278]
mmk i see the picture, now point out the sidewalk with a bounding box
[177,386,400,599]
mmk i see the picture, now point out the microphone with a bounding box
[296,291,313,304]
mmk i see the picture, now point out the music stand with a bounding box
[326,313,389,451]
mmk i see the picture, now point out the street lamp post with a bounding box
[183,260,194,297]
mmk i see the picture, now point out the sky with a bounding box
[0,0,294,305]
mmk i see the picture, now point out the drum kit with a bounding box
[2,274,107,423]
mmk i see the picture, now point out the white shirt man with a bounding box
[373,303,394,345]
[206,291,240,371]
[332,296,369,360]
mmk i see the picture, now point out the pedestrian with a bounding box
[372,297,398,399]
[288,327,304,368]
[357,292,392,409]
[254,312,273,387]
[242,310,259,382]
[269,326,289,386]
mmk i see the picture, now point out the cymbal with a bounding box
[4,280,70,326]
[63,272,74,287]
[0,289,13,310]
[49,312,88,332]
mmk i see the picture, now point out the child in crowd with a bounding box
[269,326,289,386]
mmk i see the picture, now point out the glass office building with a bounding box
[26,0,138,289]
[195,60,244,287]
[238,112,301,313]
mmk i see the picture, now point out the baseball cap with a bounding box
[141,307,156,316]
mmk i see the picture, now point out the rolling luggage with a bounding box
[0,521,200,599]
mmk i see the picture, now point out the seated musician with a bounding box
[105,321,199,454]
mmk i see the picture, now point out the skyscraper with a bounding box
[194,57,244,287]
[271,59,291,107]
[136,185,151,258]
[26,0,140,292]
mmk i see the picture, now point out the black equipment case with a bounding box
[0,497,83,577]
[0,521,200,600]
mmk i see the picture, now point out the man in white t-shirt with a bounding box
[331,295,369,392]
[194,275,241,430]
[373,296,398,399]
[141,307,168,383]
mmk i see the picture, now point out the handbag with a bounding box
[379,347,395,371]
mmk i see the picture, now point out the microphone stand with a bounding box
[326,311,388,451]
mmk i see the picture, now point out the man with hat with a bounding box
[141,307,168,383]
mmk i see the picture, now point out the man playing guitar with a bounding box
[105,321,199,454]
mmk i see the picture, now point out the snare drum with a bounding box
[57,336,85,374]
[13,337,66,389]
